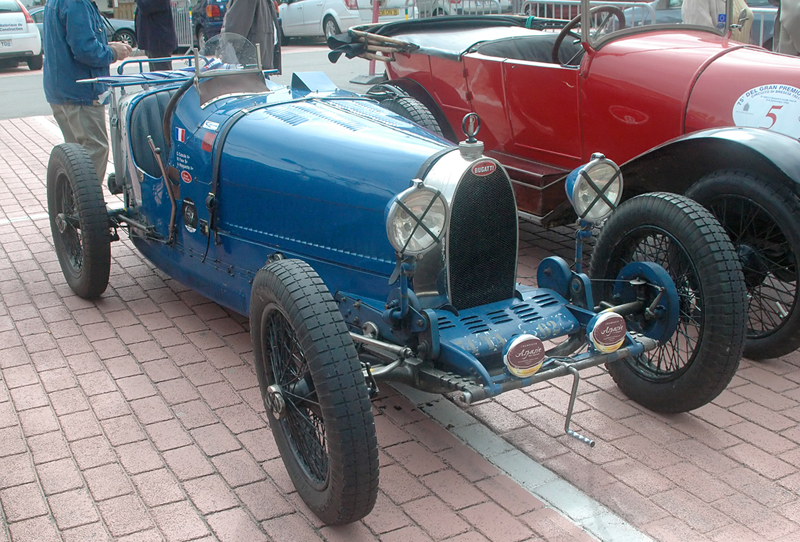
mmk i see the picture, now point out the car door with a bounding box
[279,0,307,36]
[301,0,325,33]
[463,53,583,169]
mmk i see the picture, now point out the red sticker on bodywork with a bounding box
[201,131,216,152]
[472,160,496,176]
[180,170,192,183]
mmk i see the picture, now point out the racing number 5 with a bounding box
[764,105,783,129]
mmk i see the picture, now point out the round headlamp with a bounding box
[386,182,448,256]
[565,153,623,223]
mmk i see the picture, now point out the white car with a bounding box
[0,0,42,70]
[279,0,418,40]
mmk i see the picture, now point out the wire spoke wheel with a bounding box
[687,170,800,359]
[713,196,796,331]
[54,174,84,273]
[590,193,745,412]
[264,308,329,487]
[250,259,378,525]
[605,228,701,381]
[47,144,110,299]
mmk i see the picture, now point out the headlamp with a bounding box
[386,181,448,256]
[565,153,623,223]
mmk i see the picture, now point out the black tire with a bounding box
[380,96,444,137]
[27,53,43,71]
[113,29,137,48]
[323,16,340,39]
[589,193,746,413]
[250,259,378,525]
[686,170,800,360]
[196,27,207,50]
[47,143,111,299]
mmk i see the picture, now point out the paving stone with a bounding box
[151,501,210,542]
[184,474,239,514]
[207,508,269,542]
[48,488,100,530]
[84,463,133,501]
[130,469,186,509]
[0,482,49,522]
[97,494,154,537]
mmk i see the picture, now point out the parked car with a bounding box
[29,6,138,48]
[190,0,227,47]
[48,34,745,525]
[330,0,800,360]
[0,0,42,70]
[279,0,418,41]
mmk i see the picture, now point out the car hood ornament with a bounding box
[459,112,484,160]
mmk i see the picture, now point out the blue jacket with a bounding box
[43,0,114,106]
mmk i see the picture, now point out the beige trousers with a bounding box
[50,102,109,182]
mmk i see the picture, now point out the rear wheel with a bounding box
[250,259,379,525]
[590,193,746,412]
[324,17,340,39]
[47,144,111,299]
[27,54,43,71]
[686,170,800,360]
[380,96,444,137]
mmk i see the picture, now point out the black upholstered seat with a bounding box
[476,34,583,65]
[130,89,178,178]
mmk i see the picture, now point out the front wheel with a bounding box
[250,259,379,525]
[686,170,800,359]
[47,144,111,299]
[589,193,746,413]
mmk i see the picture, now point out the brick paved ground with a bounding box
[1,114,800,542]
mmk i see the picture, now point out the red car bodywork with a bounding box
[381,25,800,220]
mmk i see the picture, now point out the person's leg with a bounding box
[57,103,109,182]
[50,103,78,144]
[146,50,173,71]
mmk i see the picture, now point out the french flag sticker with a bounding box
[175,127,186,142]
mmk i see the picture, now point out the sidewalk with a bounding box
[1,114,799,542]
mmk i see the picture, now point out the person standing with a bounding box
[222,0,281,73]
[681,0,753,42]
[776,0,800,54]
[135,0,178,71]
[43,0,133,183]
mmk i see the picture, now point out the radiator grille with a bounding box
[448,165,517,310]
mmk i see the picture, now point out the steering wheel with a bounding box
[551,5,626,65]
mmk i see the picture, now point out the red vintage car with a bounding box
[330,2,800,361]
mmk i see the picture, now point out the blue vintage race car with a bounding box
[47,35,746,524]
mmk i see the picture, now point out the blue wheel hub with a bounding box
[612,261,679,345]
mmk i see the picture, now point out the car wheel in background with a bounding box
[250,259,379,525]
[589,192,746,413]
[27,53,43,70]
[113,29,137,48]
[196,27,207,49]
[323,16,340,39]
[379,96,444,137]
[47,144,111,299]
[686,170,800,360]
